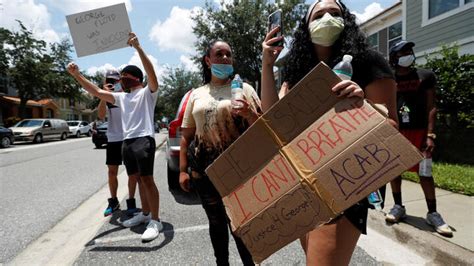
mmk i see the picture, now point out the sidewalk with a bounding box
[367,180,474,265]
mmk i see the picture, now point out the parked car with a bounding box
[92,122,108,148]
[10,118,69,143]
[159,121,169,130]
[166,89,193,190]
[67,120,91,138]
[0,126,14,148]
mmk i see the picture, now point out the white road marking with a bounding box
[91,224,210,244]
[357,227,428,264]
[0,137,90,153]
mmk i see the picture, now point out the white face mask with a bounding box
[308,13,345,47]
[398,54,415,67]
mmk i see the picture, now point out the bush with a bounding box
[422,44,474,129]
[420,44,474,165]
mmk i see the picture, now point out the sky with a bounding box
[0,0,399,80]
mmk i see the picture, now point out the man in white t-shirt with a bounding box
[67,33,162,242]
[98,69,139,217]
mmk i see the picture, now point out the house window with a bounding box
[429,0,459,18]
[367,33,379,51]
[388,21,402,50]
[423,0,473,26]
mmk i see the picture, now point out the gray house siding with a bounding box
[406,0,474,53]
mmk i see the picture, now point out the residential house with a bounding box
[361,0,473,63]
[0,76,97,126]
[56,97,97,122]
[0,96,60,126]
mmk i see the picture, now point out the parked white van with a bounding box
[10,118,69,143]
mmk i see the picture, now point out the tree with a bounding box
[48,39,85,102]
[2,21,84,119]
[156,67,201,120]
[2,21,51,118]
[0,28,11,93]
[192,0,307,89]
[422,44,474,128]
[83,71,105,110]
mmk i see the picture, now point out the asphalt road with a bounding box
[1,132,379,265]
[74,141,378,265]
[0,136,120,263]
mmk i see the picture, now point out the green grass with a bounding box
[402,162,474,196]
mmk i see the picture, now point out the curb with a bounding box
[367,211,474,265]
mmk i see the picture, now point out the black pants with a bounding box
[192,174,254,266]
[188,141,254,266]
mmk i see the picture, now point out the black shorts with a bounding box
[122,136,156,176]
[343,199,369,234]
[106,141,123,165]
[327,199,368,234]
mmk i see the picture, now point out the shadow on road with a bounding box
[87,222,175,252]
[385,214,456,238]
[169,188,201,205]
[84,211,129,247]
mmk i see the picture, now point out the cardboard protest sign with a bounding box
[66,3,131,57]
[206,63,423,263]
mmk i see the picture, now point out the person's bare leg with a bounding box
[128,174,137,199]
[419,175,436,200]
[390,176,402,194]
[140,175,160,220]
[107,165,119,198]
[135,175,150,213]
[304,217,361,266]
[420,174,437,212]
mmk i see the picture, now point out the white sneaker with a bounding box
[426,212,453,237]
[385,204,406,223]
[122,212,151,228]
[141,219,163,241]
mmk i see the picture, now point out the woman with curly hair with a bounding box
[261,0,398,264]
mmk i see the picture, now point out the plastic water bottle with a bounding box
[231,74,244,109]
[333,54,353,80]
[419,157,433,177]
[367,190,383,211]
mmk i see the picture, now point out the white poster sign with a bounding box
[66,3,131,57]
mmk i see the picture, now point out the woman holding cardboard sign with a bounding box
[179,40,262,265]
[261,0,398,265]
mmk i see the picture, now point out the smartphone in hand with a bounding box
[268,9,283,47]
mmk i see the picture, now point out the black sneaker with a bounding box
[126,198,139,216]
[104,197,120,217]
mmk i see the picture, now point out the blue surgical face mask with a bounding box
[113,83,122,92]
[211,64,234,80]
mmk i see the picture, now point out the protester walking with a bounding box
[179,40,261,265]
[385,40,452,237]
[67,32,162,242]
[261,0,399,264]
[97,69,139,217]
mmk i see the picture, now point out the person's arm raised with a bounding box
[67,63,115,104]
[127,32,158,93]
[261,26,284,112]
